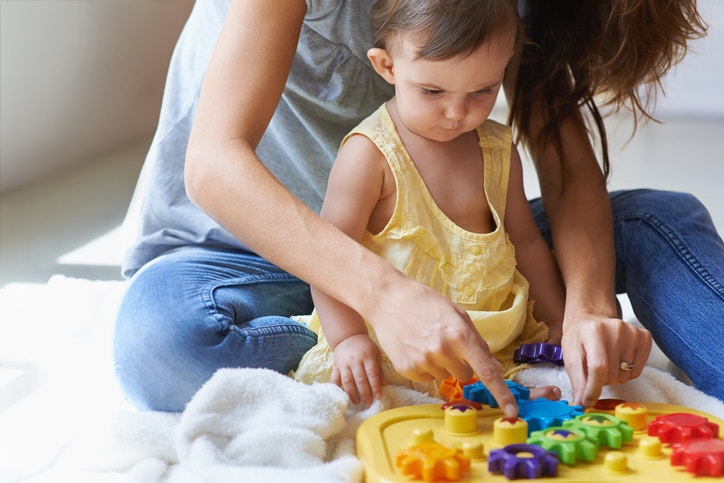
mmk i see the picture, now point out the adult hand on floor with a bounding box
[562,312,652,408]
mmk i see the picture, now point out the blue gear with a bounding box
[462,380,531,408]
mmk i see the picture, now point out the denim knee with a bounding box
[113,248,317,411]
[611,189,724,293]
[610,189,713,227]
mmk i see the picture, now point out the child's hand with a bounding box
[331,334,384,407]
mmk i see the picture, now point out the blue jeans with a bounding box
[115,189,724,412]
[530,189,724,401]
[113,247,316,411]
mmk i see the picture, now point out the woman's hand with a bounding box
[363,273,520,418]
[515,108,651,409]
[561,312,652,408]
[331,334,384,407]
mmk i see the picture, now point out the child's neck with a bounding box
[386,100,494,234]
[387,99,477,150]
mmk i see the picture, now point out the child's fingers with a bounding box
[365,357,383,401]
[354,366,374,407]
[330,366,341,388]
[342,367,369,404]
[337,366,361,405]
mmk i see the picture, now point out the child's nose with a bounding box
[444,99,467,121]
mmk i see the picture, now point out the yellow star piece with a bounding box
[396,441,471,481]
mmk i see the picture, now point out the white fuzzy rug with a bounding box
[1,276,722,482]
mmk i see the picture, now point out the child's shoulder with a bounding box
[354,103,393,135]
[342,104,395,149]
[477,119,512,146]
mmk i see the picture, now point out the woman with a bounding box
[113,0,720,413]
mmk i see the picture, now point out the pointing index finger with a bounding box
[464,344,518,418]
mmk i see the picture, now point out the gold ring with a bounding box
[619,361,634,372]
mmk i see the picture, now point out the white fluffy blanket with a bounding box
[1,276,723,483]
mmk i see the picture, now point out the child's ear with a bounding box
[367,48,395,84]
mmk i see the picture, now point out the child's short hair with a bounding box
[370,0,518,60]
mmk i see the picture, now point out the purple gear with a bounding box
[488,444,559,479]
[514,343,564,366]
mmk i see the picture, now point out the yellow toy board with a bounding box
[356,400,724,482]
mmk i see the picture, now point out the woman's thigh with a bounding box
[113,246,317,411]
[608,189,724,399]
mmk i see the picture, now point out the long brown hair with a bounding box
[507,0,707,176]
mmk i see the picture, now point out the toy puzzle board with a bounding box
[357,401,724,482]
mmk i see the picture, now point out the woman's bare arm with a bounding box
[506,44,652,405]
[535,114,652,407]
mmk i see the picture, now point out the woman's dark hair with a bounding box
[508,0,707,176]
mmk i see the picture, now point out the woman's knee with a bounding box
[113,260,213,410]
[114,312,316,411]
[112,250,317,411]
[611,189,710,223]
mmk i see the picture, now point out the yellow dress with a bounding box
[293,104,548,396]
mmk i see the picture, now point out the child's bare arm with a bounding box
[312,134,389,347]
[312,135,390,403]
[504,146,565,343]
[311,283,383,406]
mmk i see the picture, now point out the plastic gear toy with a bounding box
[563,413,634,449]
[648,413,719,444]
[396,441,471,482]
[527,426,599,465]
[517,398,585,433]
[440,399,482,411]
[513,343,564,366]
[462,380,530,408]
[438,375,480,401]
[592,398,628,411]
[356,400,724,482]
[488,443,559,479]
[670,438,724,477]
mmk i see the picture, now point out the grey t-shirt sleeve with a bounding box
[122,0,393,277]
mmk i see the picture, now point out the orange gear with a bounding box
[438,375,479,401]
[396,441,471,481]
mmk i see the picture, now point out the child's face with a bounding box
[374,32,514,143]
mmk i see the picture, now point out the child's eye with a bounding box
[473,88,494,96]
[421,88,444,97]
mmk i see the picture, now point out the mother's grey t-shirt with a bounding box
[123,0,394,277]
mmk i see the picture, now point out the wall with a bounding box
[0,0,194,193]
[2,0,722,206]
